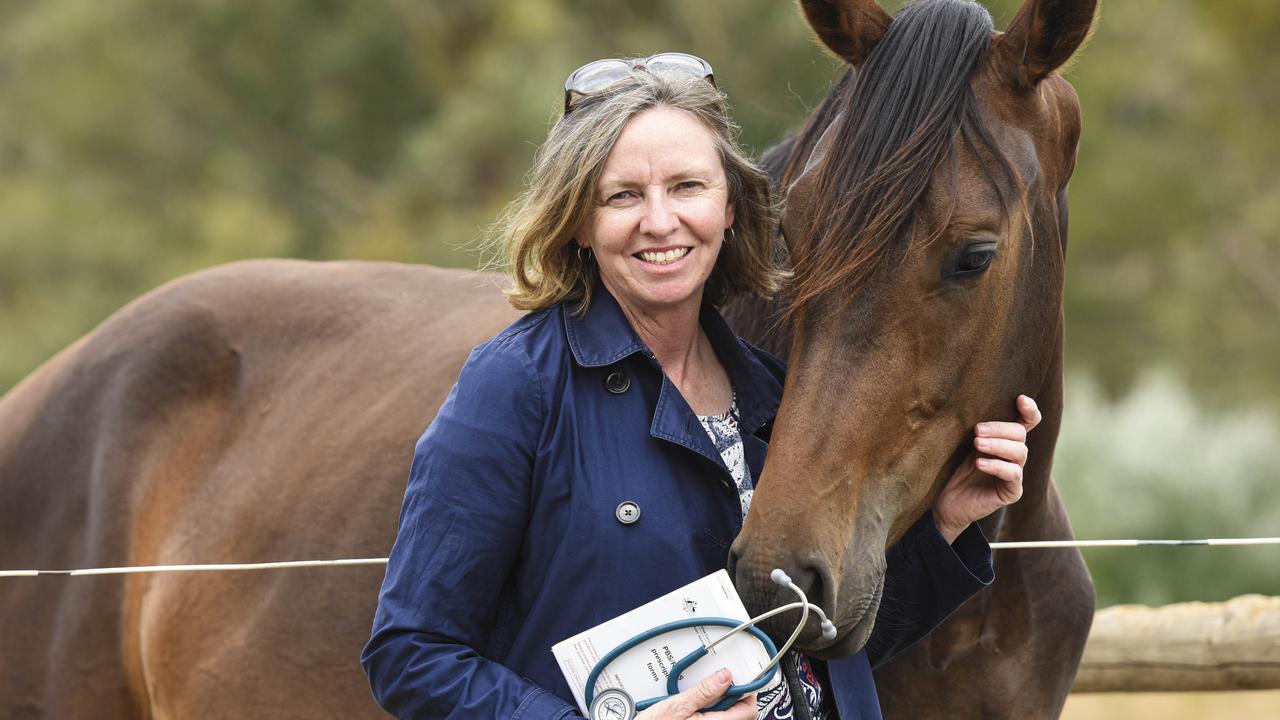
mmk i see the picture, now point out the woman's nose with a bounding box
[639,193,679,237]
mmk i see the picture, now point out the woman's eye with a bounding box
[675,181,701,192]
[606,191,635,203]
[953,242,997,276]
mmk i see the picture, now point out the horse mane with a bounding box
[783,0,1014,317]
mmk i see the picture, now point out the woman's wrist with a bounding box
[932,510,965,545]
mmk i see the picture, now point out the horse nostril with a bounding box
[801,564,827,615]
[725,546,740,584]
[780,563,833,638]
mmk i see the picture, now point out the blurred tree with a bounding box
[1061,0,1280,409]
[0,0,843,389]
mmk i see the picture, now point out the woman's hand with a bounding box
[634,668,757,720]
[933,395,1042,544]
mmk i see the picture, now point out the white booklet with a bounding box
[552,570,776,715]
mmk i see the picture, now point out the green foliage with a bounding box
[1,0,1277,604]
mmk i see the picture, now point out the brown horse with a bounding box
[0,0,1096,717]
[728,0,1098,717]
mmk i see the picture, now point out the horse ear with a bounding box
[993,0,1099,89]
[797,0,893,68]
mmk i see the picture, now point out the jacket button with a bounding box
[615,501,641,525]
[604,370,630,394]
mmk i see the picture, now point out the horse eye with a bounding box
[953,242,997,277]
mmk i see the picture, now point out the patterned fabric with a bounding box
[697,399,831,720]
[696,397,753,518]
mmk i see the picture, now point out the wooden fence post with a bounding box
[1072,594,1280,692]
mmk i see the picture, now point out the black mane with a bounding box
[781,0,1009,314]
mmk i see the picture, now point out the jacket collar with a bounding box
[563,284,649,369]
[562,283,783,435]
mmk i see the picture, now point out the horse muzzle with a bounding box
[728,538,886,657]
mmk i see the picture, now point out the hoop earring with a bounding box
[577,245,593,263]
[725,227,736,244]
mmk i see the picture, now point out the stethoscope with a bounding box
[585,569,838,720]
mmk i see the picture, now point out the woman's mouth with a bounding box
[635,247,690,265]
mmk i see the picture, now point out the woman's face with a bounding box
[577,106,734,320]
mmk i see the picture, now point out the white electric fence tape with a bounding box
[1,538,1279,578]
[0,558,388,578]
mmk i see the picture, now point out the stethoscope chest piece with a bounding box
[590,687,636,720]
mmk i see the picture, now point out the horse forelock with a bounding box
[783,0,1012,319]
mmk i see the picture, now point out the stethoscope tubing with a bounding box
[583,617,780,712]
[584,570,836,714]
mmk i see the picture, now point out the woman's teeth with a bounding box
[638,247,690,265]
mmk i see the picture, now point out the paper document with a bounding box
[552,570,776,715]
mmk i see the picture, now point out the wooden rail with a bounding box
[1072,594,1280,692]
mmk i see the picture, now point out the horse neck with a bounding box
[971,312,1065,551]
[1022,315,1066,506]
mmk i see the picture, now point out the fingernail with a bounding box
[976,437,990,451]
[976,458,991,469]
[715,668,730,682]
[976,424,988,436]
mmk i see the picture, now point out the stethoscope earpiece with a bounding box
[767,568,837,640]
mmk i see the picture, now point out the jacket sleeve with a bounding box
[864,511,994,669]
[361,338,584,720]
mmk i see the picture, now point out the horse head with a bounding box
[729,0,1097,657]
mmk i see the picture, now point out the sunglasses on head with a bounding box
[563,52,715,115]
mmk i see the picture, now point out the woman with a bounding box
[362,55,1039,720]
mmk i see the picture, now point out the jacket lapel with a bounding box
[562,285,784,476]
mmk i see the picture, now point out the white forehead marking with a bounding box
[784,112,844,198]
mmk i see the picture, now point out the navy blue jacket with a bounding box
[362,287,993,719]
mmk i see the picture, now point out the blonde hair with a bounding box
[490,70,786,313]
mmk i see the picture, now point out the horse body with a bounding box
[0,261,520,717]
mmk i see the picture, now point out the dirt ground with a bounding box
[1061,690,1280,719]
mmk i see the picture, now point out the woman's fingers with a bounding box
[975,396,1040,439]
[1016,394,1042,431]
[975,457,1025,502]
[637,668,745,719]
[938,395,1039,530]
[968,396,1040,482]
[705,693,757,720]
[976,420,1026,443]
[973,436,1028,466]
